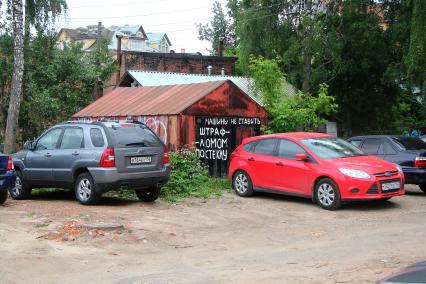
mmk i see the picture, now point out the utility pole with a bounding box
[93,21,102,100]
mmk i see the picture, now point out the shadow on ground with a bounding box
[253,191,400,211]
[29,189,138,206]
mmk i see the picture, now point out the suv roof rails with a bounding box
[65,120,91,124]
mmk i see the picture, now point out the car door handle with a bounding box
[44,153,52,157]
[248,157,255,161]
[276,162,284,166]
[72,152,79,156]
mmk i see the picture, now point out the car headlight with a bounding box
[395,164,403,174]
[338,168,371,179]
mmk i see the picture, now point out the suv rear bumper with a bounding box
[88,164,171,193]
[0,171,16,191]
[403,168,426,184]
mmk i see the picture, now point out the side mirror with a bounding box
[295,153,309,161]
[23,141,33,151]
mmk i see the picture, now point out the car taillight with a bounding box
[414,157,426,167]
[99,148,115,168]
[7,156,14,171]
[163,146,169,164]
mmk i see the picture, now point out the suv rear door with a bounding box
[52,126,85,184]
[108,124,164,173]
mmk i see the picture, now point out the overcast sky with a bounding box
[57,0,227,54]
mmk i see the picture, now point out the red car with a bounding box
[228,132,405,210]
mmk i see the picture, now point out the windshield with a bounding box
[392,137,426,150]
[301,137,365,159]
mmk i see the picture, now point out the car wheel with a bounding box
[233,170,254,197]
[136,187,160,202]
[9,171,32,200]
[0,191,7,204]
[419,184,426,194]
[315,178,342,210]
[75,172,101,205]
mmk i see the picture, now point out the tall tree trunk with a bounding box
[4,0,24,154]
[302,49,312,94]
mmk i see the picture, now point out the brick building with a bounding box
[120,51,236,76]
[104,51,237,93]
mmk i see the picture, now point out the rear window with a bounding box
[243,142,255,152]
[110,125,162,148]
[90,128,105,147]
[253,139,277,156]
[392,137,426,150]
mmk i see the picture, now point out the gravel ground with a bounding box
[1,185,426,284]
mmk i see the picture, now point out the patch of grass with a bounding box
[104,189,137,200]
[160,148,231,203]
[34,223,50,228]
[31,188,63,195]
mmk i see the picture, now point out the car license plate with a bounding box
[130,156,151,165]
[381,181,400,192]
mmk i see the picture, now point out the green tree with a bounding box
[197,1,236,55]
[20,33,117,139]
[405,0,426,112]
[4,0,25,154]
[248,56,337,133]
[2,0,67,153]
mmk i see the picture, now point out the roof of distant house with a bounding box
[146,32,172,46]
[60,28,98,40]
[109,25,147,39]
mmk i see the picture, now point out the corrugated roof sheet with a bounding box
[73,81,228,117]
[125,70,297,101]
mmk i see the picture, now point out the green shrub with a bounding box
[160,148,231,202]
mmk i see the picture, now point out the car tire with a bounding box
[0,191,7,204]
[136,187,160,202]
[75,172,101,205]
[419,184,426,194]
[232,170,254,197]
[9,171,32,200]
[315,178,342,210]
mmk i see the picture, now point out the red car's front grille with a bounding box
[374,171,398,177]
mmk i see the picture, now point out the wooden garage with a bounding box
[73,80,268,175]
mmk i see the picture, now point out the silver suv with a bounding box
[11,121,171,205]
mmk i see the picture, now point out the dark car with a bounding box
[348,135,426,193]
[0,154,16,204]
[12,120,171,205]
[378,261,426,283]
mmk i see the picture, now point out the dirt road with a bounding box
[1,185,426,284]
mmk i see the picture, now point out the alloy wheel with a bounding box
[12,176,22,197]
[78,178,92,202]
[234,173,249,194]
[317,183,335,207]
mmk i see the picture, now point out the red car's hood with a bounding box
[325,155,398,175]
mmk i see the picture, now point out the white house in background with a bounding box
[146,32,172,53]
[57,25,168,53]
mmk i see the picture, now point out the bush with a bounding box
[160,148,231,202]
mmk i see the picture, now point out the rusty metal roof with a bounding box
[73,81,228,118]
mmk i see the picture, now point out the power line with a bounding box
[67,1,292,23]
[69,4,212,20]
[68,0,216,9]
